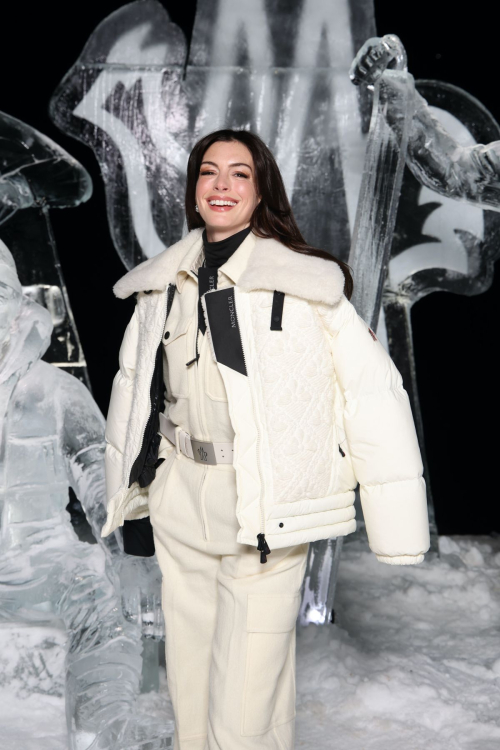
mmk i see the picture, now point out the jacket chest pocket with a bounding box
[163,316,193,399]
[204,341,228,402]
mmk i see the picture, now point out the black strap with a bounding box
[197,265,218,335]
[270,291,285,330]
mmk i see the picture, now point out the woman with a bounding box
[101,129,430,749]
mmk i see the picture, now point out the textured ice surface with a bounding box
[348,35,500,551]
[0,247,172,748]
[3,533,500,749]
[49,0,376,268]
[0,110,93,386]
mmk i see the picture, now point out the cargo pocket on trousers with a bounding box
[241,592,301,737]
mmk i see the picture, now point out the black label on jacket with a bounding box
[203,287,247,376]
[198,265,218,335]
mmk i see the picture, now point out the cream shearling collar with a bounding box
[113,228,345,306]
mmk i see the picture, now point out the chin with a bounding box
[204,217,242,229]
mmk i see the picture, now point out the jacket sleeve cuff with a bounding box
[375,553,425,565]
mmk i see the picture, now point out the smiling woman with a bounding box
[104,126,430,748]
[185,128,354,297]
[195,140,261,241]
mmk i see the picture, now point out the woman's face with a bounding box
[195,140,260,241]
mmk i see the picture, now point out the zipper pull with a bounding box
[338,444,345,457]
[186,325,201,367]
[256,533,271,564]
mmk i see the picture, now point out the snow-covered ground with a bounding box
[1,534,500,749]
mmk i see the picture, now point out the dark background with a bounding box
[1,2,497,535]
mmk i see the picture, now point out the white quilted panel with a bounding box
[250,291,336,504]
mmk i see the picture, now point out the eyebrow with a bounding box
[200,160,253,171]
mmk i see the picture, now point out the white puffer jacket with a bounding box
[101,229,430,565]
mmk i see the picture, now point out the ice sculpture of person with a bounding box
[0,240,171,749]
[101,129,431,749]
[350,34,500,211]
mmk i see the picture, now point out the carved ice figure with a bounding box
[0,109,93,386]
[303,34,500,624]
[341,34,500,564]
[351,36,500,212]
[0,241,172,748]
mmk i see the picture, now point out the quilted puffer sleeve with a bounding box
[317,295,430,565]
[104,303,140,504]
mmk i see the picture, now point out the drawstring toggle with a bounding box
[256,533,271,564]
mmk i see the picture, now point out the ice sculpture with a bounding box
[0,110,93,386]
[0,242,172,748]
[49,0,377,267]
[331,34,500,573]
[301,33,500,622]
[351,39,500,211]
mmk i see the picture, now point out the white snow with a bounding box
[295,533,500,749]
[1,534,500,749]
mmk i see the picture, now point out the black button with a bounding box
[164,331,170,339]
[273,315,280,322]
[279,522,284,528]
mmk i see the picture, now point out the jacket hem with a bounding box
[266,490,356,521]
[101,483,149,537]
[236,517,357,550]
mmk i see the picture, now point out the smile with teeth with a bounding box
[208,199,238,206]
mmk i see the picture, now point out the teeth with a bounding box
[208,200,237,206]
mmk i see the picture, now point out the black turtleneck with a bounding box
[201,225,252,270]
[196,226,252,337]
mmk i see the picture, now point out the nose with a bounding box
[213,173,229,191]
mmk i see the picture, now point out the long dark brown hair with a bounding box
[185,129,353,300]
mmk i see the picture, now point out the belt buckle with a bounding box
[173,425,182,456]
[190,438,217,465]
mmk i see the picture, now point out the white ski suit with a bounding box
[102,228,430,748]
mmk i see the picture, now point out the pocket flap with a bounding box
[163,314,191,346]
[246,593,300,633]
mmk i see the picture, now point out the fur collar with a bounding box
[113,228,345,306]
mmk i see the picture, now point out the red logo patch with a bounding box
[368,327,377,341]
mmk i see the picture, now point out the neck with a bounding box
[205,222,251,243]
[202,226,252,271]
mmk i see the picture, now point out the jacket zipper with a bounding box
[234,289,270,564]
[128,288,170,487]
[186,260,205,368]
[200,285,270,562]
[185,325,200,367]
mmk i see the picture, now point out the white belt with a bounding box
[159,412,234,465]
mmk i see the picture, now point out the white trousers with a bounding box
[148,445,310,750]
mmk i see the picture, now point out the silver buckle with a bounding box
[191,438,217,465]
